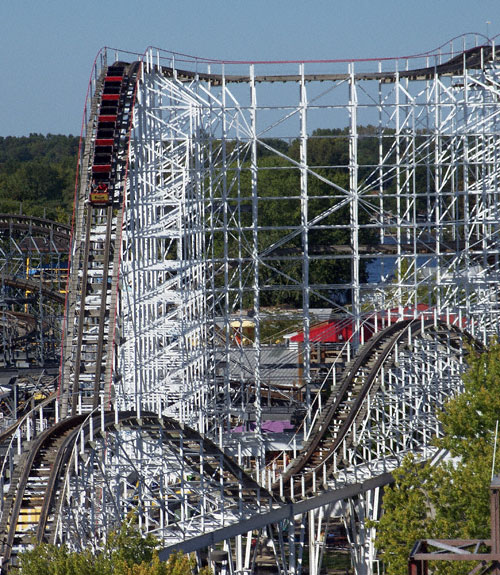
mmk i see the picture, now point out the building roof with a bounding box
[290,304,434,343]
[232,420,295,433]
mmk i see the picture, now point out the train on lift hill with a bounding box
[88,61,130,207]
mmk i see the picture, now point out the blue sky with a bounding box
[1,0,498,137]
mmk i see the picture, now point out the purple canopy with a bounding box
[232,420,295,433]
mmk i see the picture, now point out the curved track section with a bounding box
[0,414,87,570]
[0,276,65,305]
[0,213,69,368]
[0,411,276,571]
[0,320,477,569]
[273,319,479,498]
[0,215,70,247]
[155,44,494,84]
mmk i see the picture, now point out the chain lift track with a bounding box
[59,62,139,417]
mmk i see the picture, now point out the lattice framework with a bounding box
[42,37,500,575]
[118,40,500,445]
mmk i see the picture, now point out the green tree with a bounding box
[15,543,106,575]
[16,520,212,575]
[224,137,376,308]
[375,455,438,575]
[375,343,500,575]
[0,134,78,221]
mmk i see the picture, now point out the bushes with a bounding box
[16,520,211,575]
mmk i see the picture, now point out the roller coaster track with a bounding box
[0,40,497,571]
[0,213,71,370]
[0,214,69,308]
[0,411,274,572]
[55,41,498,422]
[0,58,145,567]
[155,44,494,84]
[0,277,65,305]
[0,215,70,250]
[0,319,472,570]
[0,414,87,568]
[59,61,140,417]
[0,394,56,449]
[275,318,480,498]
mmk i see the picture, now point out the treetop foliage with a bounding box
[0,134,79,223]
[375,343,500,575]
[16,519,212,575]
[0,134,79,164]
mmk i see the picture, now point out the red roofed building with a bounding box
[289,303,460,345]
[288,304,463,385]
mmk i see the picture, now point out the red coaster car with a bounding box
[89,182,111,205]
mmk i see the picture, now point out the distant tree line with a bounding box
[1,128,425,306]
[0,133,79,223]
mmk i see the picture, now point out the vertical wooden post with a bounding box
[490,477,500,574]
